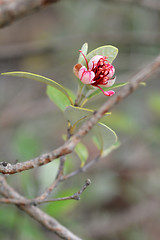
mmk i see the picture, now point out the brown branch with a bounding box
[0,178,91,205]
[0,54,160,175]
[0,175,82,240]
[62,155,101,181]
[0,0,59,28]
[35,178,91,204]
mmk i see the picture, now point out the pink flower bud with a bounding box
[103,90,115,96]
[78,66,95,85]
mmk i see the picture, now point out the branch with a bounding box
[0,175,82,240]
[0,54,160,174]
[0,0,59,28]
[0,178,91,205]
[62,155,101,181]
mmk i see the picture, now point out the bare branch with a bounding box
[0,175,82,240]
[0,178,91,205]
[35,178,91,204]
[0,54,160,175]
[62,155,101,181]
[0,0,59,28]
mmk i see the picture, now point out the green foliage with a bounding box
[64,105,110,126]
[2,71,75,110]
[64,105,117,156]
[83,82,128,104]
[74,142,88,167]
[78,43,118,66]
[78,42,88,65]
[148,93,160,115]
[47,86,71,111]
[86,45,118,64]
[92,122,118,156]
[64,105,95,125]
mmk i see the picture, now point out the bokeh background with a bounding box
[0,0,160,239]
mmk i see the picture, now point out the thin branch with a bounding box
[62,155,101,181]
[35,178,91,204]
[0,54,160,175]
[0,175,82,240]
[0,0,59,28]
[0,178,91,205]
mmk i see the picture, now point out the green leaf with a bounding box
[92,122,118,157]
[64,105,111,126]
[86,45,118,64]
[85,82,128,101]
[78,42,88,65]
[47,85,71,111]
[148,93,160,115]
[75,142,88,167]
[1,71,74,104]
[64,105,94,125]
[64,105,117,156]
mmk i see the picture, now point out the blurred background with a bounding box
[0,0,160,239]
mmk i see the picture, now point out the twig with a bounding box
[0,178,91,205]
[62,155,101,181]
[0,0,59,28]
[0,54,160,175]
[0,175,82,240]
[34,178,91,204]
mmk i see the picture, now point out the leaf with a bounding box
[86,45,118,64]
[64,105,94,125]
[1,71,74,104]
[64,105,117,156]
[78,42,88,65]
[92,122,118,157]
[148,93,160,115]
[64,105,111,126]
[47,85,71,111]
[75,142,88,167]
[85,82,128,101]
